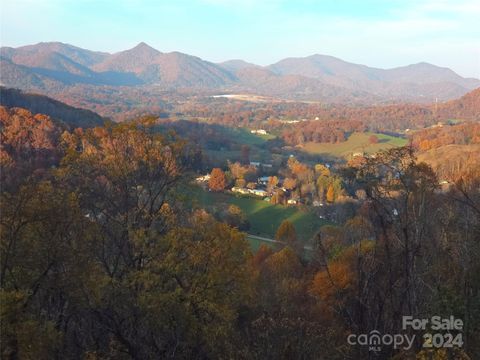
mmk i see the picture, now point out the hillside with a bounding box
[437,87,480,120]
[0,87,104,128]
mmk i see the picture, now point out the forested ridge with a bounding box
[0,87,105,128]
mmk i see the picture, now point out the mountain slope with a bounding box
[0,87,104,128]
[92,42,162,74]
[437,87,480,119]
[93,43,236,87]
[218,59,260,72]
[0,58,49,89]
[233,66,377,103]
[1,42,108,67]
[268,54,480,100]
[383,62,479,88]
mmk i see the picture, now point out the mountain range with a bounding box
[1,42,479,103]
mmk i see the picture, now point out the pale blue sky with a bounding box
[1,0,479,78]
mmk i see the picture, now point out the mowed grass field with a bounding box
[221,127,276,146]
[191,188,327,245]
[205,127,275,164]
[302,132,407,158]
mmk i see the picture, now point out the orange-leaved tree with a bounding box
[208,168,226,191]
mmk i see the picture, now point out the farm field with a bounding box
[301,132,408,158]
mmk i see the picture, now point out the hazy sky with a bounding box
[1,0,479,78]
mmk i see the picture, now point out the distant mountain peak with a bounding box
[134,41,153,49]
[130,42,160,54]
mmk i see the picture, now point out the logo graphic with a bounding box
[347,316,464,353]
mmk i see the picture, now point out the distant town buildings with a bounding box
[231,187,267,197]
[249,161,273,169]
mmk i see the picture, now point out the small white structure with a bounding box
[195,174,211,182]
[249,189,268,197]
[231,187,250,195]
[258,176,270,185]
[250,161,261,167]
[287,199,298,205]
[312,200,324,207]
[251,129,268,135]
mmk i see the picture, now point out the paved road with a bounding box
[247,234,313,251]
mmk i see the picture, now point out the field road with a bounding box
[246,234,313,251]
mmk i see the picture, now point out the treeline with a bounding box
[174,88,479,133]
[175,98,439,131]
[1,108,480,359]
[282,120,365,145]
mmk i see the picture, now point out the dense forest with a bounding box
[0,87,105,128]
[1,102,479,359]
[411,122,480,150]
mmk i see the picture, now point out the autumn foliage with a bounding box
[208,167,226,191]
[1,104,480,359]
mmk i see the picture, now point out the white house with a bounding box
[195,174,211,182]
[249,189,268,197]
[251,129,268,135]
[231,187,250,195]
[287,199,298,205]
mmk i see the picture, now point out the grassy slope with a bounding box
[247,235,274,252]
[205,127,275,163]
[302,132,407,158]
[191,188,327,244]
[221,127,276,146]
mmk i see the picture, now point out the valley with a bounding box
[1,34,479,360]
